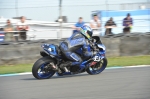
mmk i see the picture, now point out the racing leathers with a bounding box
[59,32,95,70]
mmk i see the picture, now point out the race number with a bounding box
[48,48,52,51]
[94,56,101,62]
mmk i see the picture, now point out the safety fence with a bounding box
[0,24,150,42]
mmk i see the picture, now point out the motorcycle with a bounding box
[32,36,107,79]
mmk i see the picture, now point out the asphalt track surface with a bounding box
[0,66,150,99]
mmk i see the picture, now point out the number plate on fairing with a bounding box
[93,56,101,62]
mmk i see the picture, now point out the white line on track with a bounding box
[0,65,149,77]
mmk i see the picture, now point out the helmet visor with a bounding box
[80,28,91,40]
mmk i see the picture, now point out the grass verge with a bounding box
[0,55,150,74]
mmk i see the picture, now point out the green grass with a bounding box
[0,64,33,74]
[107,55,150,67]
[0,55,150,74]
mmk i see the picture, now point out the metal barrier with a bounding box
[0,29,98,41]
[0,25,150,41]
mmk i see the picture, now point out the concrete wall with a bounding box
[0,40,62,65]
[101,33,150,57]
[0,33,150,65]
[120,34,150,56]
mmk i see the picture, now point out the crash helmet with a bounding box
[79,25,93,40]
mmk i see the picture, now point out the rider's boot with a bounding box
[59,61,72,72]
[60,61,72,68]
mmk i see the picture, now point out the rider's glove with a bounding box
[89,40,95,49]
[92,50,98,56]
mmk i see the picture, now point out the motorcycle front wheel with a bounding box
[32,56,56,79]
[86,58,107,75]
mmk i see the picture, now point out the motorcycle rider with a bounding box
[59,25,97,72]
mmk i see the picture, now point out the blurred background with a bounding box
[0,1,150,99]
[0,0,150,40]
[0,0,150,65]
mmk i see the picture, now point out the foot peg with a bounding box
[63,67,70,72]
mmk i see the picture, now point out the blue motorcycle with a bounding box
[32,36,107,79]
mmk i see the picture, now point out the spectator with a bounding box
[123,13,133,33]
[4,19,14,41]
[72,17,85,33]
[105,17,116,35]
[90,14,101,29]
[17,16,29,40]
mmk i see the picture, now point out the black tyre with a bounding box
[32,56,56,79]
[86,58,107,75]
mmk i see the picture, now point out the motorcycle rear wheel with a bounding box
[32,56,56,79]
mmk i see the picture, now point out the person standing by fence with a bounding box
[90,14,101,29]
[105,17,116,35]
[17,16,29,40]
[90,14,101,36]
[123,13,133,33]
[72,17,85,34]
[4,19,15,41]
